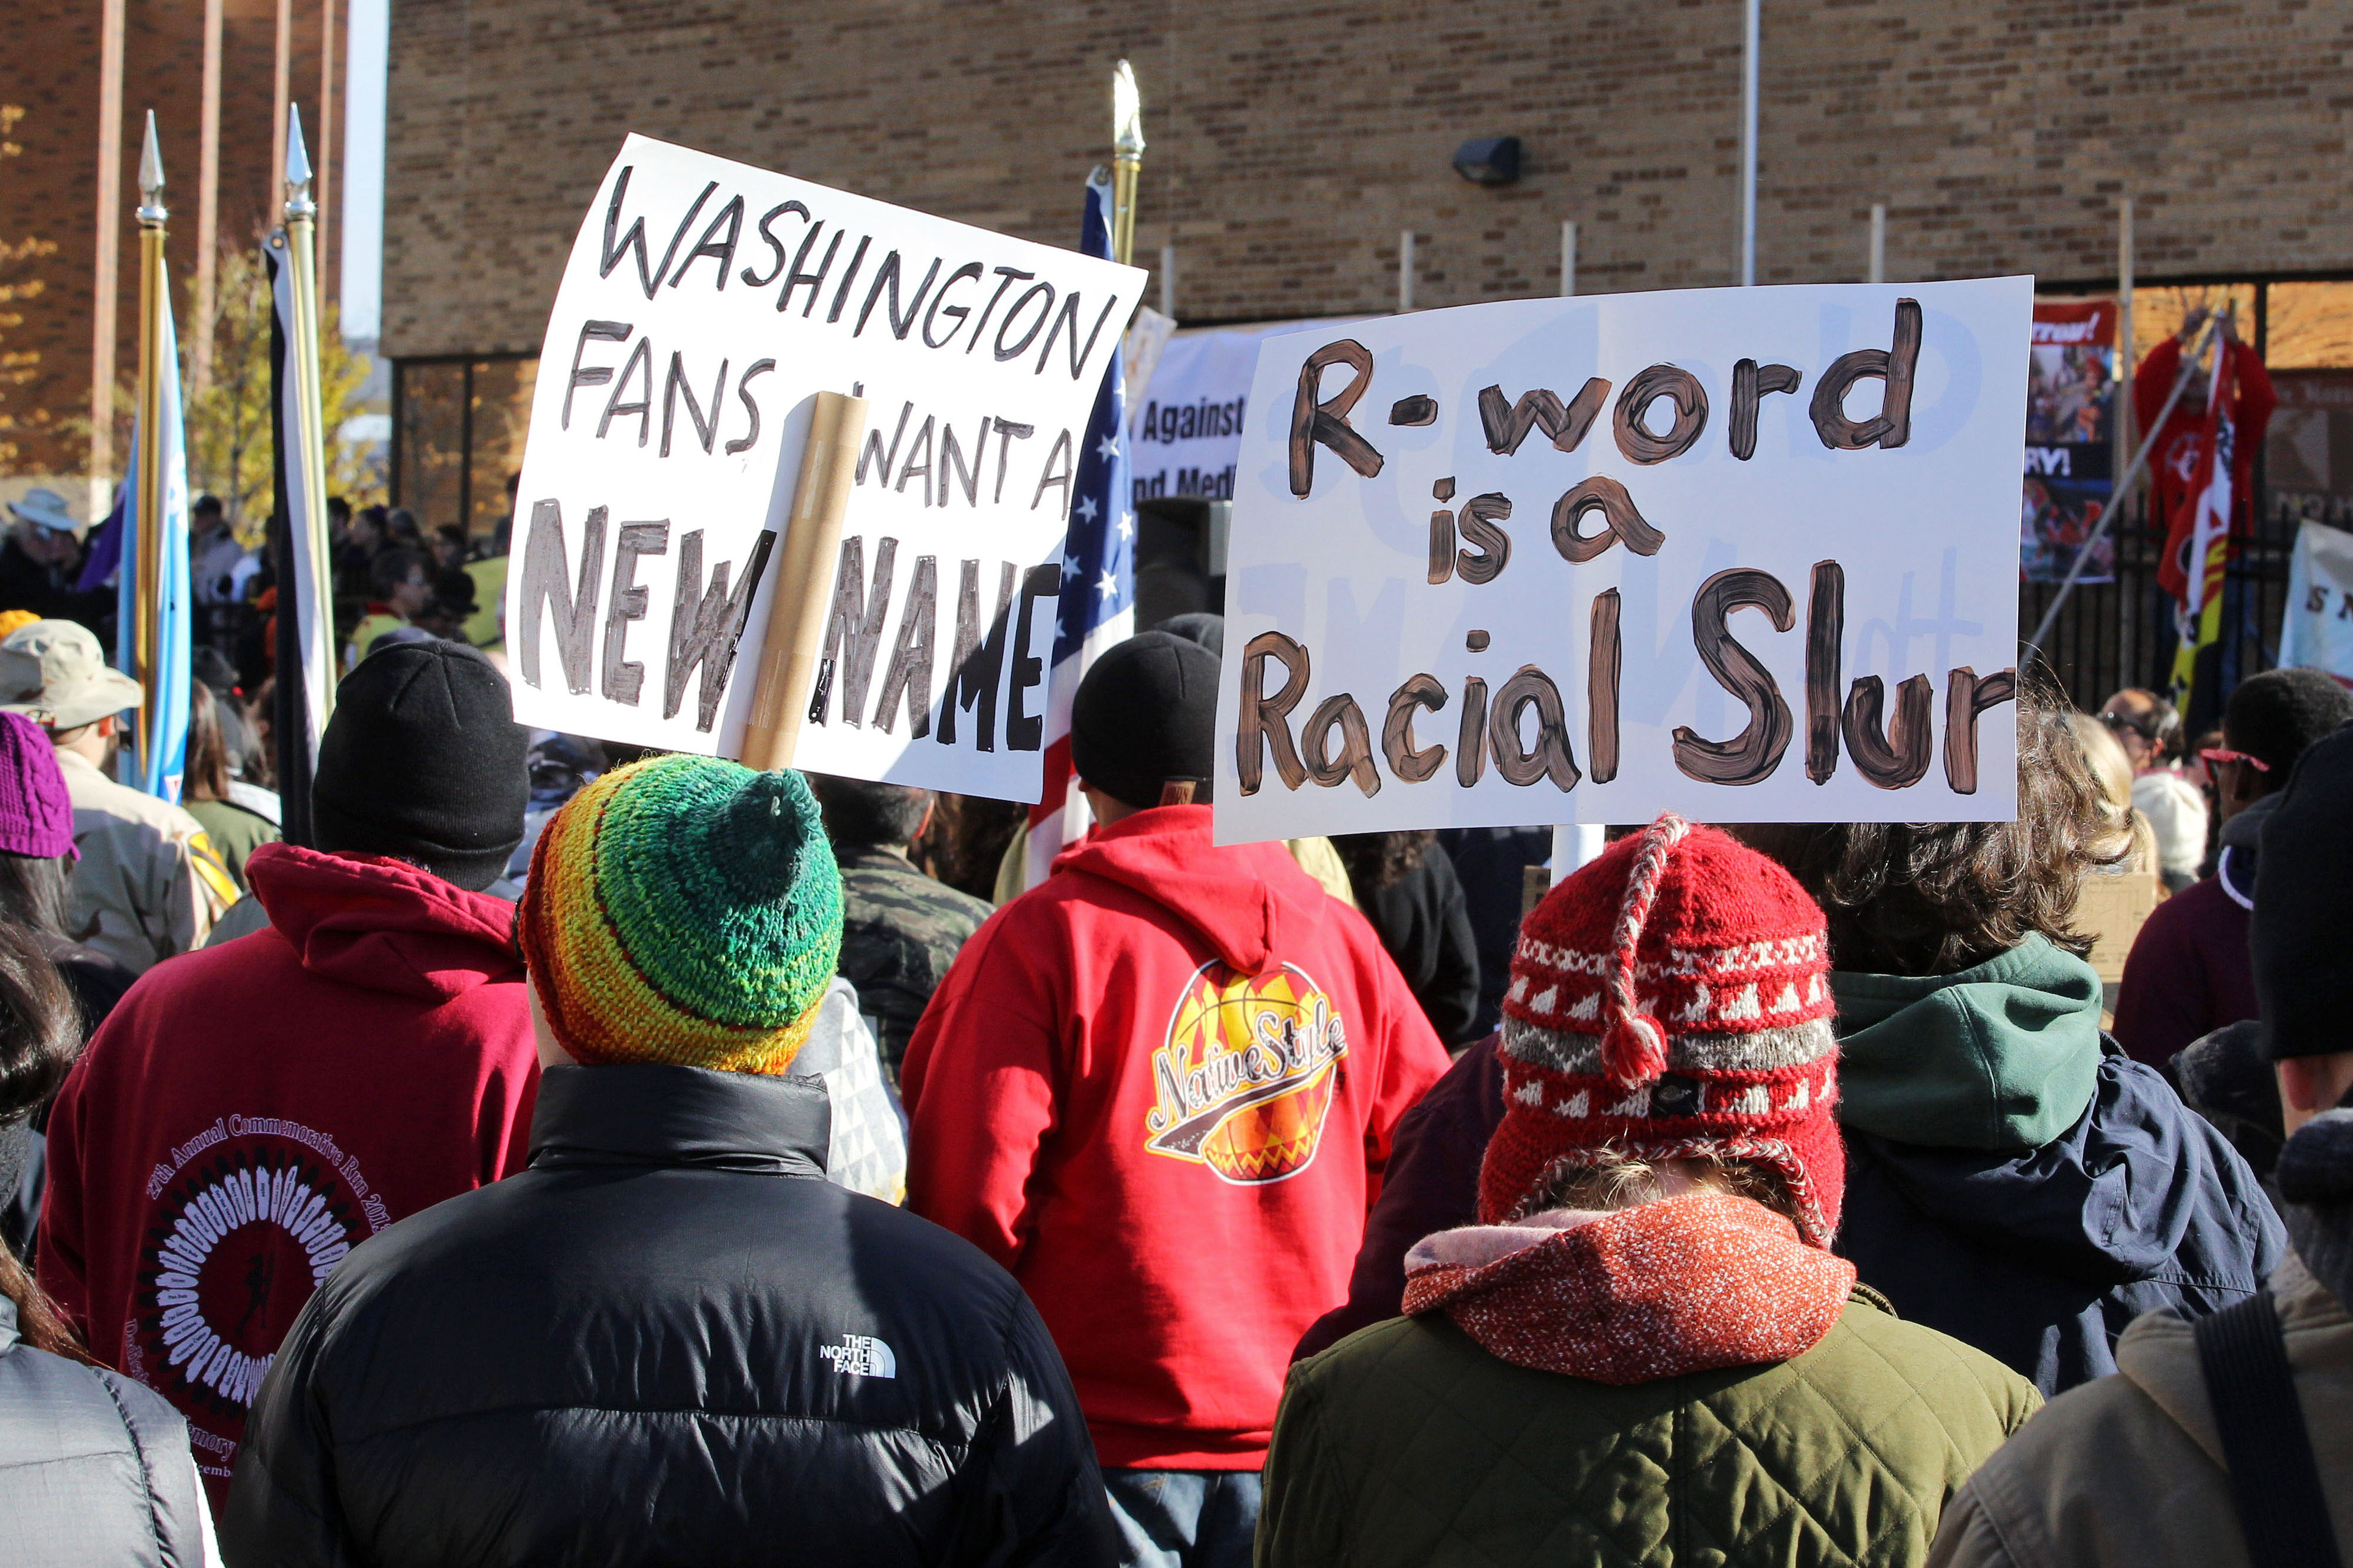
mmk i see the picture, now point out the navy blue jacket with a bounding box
[1838,1044,2285,1394]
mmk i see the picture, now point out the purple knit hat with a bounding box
[0,712,77,861]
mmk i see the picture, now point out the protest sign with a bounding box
[1213,278,2032,843]
[1129,319,1368,505]
[504,134,1143,800]
[2021,300,2117,583]
[2280,517,2353,684]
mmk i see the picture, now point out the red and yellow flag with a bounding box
[2159,344,2238,707]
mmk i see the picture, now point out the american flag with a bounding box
[1024,169,1135,887]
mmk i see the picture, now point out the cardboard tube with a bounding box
[739,390,868,772]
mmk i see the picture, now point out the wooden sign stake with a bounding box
[738,389,868,772]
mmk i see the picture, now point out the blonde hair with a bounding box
[2065,711,2159,873]
[1528,1151,1794,1221]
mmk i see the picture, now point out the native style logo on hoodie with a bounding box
[1144,961,1349,1184]
[126,1115,390,1453]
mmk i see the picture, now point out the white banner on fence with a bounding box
[1213,278,2032,843]
[504,134,1142,798]
[2281,520,2353,685]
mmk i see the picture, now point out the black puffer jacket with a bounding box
[0,1295,212,1567]
[223,1064,1115,1567]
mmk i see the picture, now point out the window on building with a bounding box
[2126,284,2260,370]
[2266,282,2353,370]
[390,355,539,544]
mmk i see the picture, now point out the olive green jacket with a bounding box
[1928,1257,2353,1568]
[1258,1295,2038,1568]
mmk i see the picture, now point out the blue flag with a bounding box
[115,275,192,803]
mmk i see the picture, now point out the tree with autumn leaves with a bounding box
[0,104,67,474]
[182,244,383,539]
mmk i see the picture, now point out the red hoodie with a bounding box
[36,843,539,1508]
[901,805,1448,1470]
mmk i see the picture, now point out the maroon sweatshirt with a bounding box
[37,843,539,1508]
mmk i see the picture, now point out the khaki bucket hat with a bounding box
[0,619,145,731]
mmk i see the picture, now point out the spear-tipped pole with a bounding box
[130,110,169,779]
[280,104,335,726]
[1110,60,1144,269]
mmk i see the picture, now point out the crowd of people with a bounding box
[0,528,2344,1564]
[0,485,510,700]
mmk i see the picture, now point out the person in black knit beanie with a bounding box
[312,641,529,890]
[32,637,545,1515]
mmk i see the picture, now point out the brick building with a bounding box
[383,0,2353,350]
[3,0,347,508]
[372,0,2353,705]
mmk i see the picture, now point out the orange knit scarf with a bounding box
[1403,1190,1856,1385]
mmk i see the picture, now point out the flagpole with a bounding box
[1110,60,1144,270]
[132,112,169,782]
[283,107,337,725]
[91,0,127,528]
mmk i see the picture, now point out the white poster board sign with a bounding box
[1213,279,2031,842]
[1129,319,1368,503]
[504,134,1142,799]
[2281,520,2353,684]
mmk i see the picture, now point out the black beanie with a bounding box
[1155,612,1225,661]
[312,641,530,890]
[2254,720,2353,1059]
[1071,631,1219,811]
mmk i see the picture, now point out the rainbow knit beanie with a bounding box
[517,754,844,1075]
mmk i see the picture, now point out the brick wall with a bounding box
[380,0,2353,363]
[4,0,342,491]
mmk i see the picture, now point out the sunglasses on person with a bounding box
[2198,746,2270,773]
[2097,710,2160,740]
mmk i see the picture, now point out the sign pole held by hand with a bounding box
[738,390,868,772]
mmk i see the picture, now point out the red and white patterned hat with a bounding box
[1477,813,1844,1245]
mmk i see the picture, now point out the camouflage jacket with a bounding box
[834,844,993,1081]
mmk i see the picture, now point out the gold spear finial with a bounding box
[136,110,167,225]
[283,103,316,221]
[1109,61,1144,269]
[1113,60,1145,160]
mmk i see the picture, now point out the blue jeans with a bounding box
[1102,1468,1264,1568]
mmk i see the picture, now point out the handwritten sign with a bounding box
[1213,279,2032,842]
[504,134,1142,799]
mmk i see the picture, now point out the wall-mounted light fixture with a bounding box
[1452,136,1522,187]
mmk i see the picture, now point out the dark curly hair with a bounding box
[1740,669,2116,976]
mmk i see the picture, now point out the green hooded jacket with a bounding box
[1832,933,2104,1151]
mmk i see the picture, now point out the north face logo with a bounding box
[818,1333,896,1378]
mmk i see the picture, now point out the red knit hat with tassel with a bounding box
[1477,814,1845,1245]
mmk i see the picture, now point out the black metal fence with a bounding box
[2021,485,2293,729]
